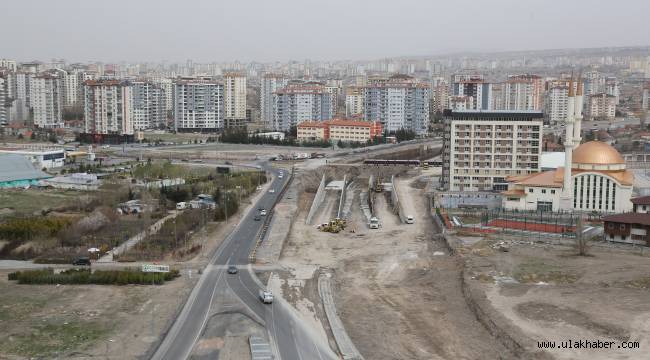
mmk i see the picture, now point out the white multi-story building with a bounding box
[504,74,543,111]
[431,79,449,113]
[10,72,33,123]
[131,81,167,130]
[173,78,224,131]
[451,73,491,110]
[0,59,17,72]
[273,82,332,131]
[223,72,246,124]
[83,80,133,135]
[345,86,364,117]
[545,83,568,124]
[605,76,619,105]
[154,78,174,111]
[586,93,616,120]
[260,74,289,129]
[441,110,544,192]
[363,74,429,135]
[0,71,8,125]
[30,73,63,128]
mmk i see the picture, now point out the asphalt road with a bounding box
[151,164,336,360]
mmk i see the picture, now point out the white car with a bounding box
[269,189,275,193]
[260,209,267,216]
[256,185,262,191]
[259,290,274,304]
[406,215,415,224]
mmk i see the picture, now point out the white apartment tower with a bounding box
[441,110,544,192]
[273,82,333,131]
[345,86,364,117]
[83,80,133,135]
[451,73,491,110]
[173,78,224,131]
[504,74,544,111]
[223,72,246,124]
[0,72,8,125]
[131,81,167,130]
[363,74,430,135]
[260,74,289,129]
[30,73,63,128]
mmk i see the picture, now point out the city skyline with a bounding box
[2,0,650,63]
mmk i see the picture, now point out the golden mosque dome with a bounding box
[572,141,625,166]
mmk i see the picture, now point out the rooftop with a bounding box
[603,213,650,226]
[0,154,51,183]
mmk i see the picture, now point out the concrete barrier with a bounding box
[337,175,347,219]
[318,273,364,360]
[306,174,326,225]
[341,181,355,220]
[390,175,406,223]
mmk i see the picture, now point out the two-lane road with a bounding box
[151,165,337,360]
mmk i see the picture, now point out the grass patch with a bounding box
[1,320,110,358]
[513,257,579,284]
[623,277,650,290]
[0,190,82,219]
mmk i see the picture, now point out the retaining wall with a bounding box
[390,175,406,223]
[306,174,327,225]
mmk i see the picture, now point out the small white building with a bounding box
[253,132,285,141]
[0,147,66,169]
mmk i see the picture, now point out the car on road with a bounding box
[254,215,261,221]
[256,186,262,190]
[227,265,238,274]
[260,209,267,216]
[269,189,275,193]
[259,290,274,304]
[406,215,415,224]
[369,217,380,229]
[72,256,91,266]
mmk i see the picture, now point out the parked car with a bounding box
[72,256,91,266]
[260,209,267,216]
[406,215,415,224]
[269,189,275,193]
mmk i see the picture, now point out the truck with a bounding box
[259,290,274,304]
[369,217,380,229]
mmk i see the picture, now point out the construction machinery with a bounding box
[318,218,347,233]
[374,177,383,193]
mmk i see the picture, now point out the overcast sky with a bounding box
[2,0,649,63]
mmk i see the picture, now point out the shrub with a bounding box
[7,268,180,285]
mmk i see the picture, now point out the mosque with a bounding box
[502,76,633,213]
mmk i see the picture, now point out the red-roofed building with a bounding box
[296,119,383,143]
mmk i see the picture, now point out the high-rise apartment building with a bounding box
[451,73,491,110]
[586,93,616,120]
[83,80,133,135]
[345,86,364,117]
[0,59,17,72]
[30,73,63,128]
[260,74,289,129]
[504,74,543,111]
[131,81,167,130]
[273,82,332,131]
[363,74,429,135]
[643,84,650,111]
[10,72,33,123]
[223,72,246,127]
[441,110,544,192]
[0,71,9,125]
[173,78,224,131]
[431,78,449,113]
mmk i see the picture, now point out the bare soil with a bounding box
[467,240,650,360]
[279,172,511,359]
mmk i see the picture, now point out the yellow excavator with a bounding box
[318,218,347,233]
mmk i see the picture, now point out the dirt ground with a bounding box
[466,240,650,360]
[279,171,511,359]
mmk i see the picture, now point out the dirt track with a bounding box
[279,172,512,359]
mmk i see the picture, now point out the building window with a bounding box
[551,189,555,194]
[620,224,625,230]
[541,189,546,194]
[528,188,533,193]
